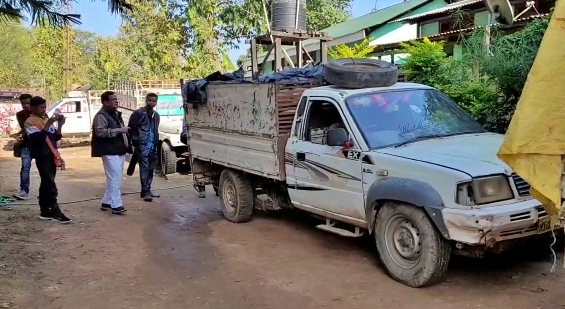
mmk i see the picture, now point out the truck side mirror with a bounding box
[327,128,349,147]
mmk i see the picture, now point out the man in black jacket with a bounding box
[91,91,130,214]
[128,93,160,202]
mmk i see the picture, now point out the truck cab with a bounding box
[287,82,548,240]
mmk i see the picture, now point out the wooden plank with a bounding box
[251,39,258,78]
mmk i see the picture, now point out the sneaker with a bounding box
[198,192,206,198]
[52,212,72,224]
[149,192,160,198]
[39,212,53,220]
[14,191,29,200]
[143,195,153,202]
[111,206,127,214]
[100,203,112,211]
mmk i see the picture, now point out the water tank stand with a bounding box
[249,30,332,80]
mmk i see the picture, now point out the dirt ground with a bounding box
[0,143,564,309]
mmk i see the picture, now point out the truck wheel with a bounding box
[219,169,253,223]
[324,58,399,89]
[374,202,451,288]
[160,141,177,175]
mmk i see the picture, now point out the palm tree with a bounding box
[0,0,132,26]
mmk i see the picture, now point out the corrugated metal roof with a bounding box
[390,0,483,23]
[321,0,430,38]
[377,13,550,48]
[251,0,431,59]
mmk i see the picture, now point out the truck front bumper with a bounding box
[441,199,551,246]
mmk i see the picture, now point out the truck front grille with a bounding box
[512,173,531,197]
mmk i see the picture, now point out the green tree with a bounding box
[399,37,447,85]
[0,0,129,26]
[305,0,350,31]
[88,37,136,88]
[0,22,34,87]
[30,25,98,99]
[119,0,188,78]
[328,38,373,59]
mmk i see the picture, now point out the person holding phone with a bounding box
[23,96,72,223]
[91,91,130,214]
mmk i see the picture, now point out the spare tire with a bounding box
[324,58,399,89]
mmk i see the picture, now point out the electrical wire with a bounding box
[549,228,557,272]
[4,184,193,207]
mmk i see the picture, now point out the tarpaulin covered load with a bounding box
[497,1,565,224]
[182,63,325,105]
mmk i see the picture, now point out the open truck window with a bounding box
[305,99,349,145]
[58,101,82,113]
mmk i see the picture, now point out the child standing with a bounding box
[24,96,72,223]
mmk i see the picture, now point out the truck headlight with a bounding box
[456,175,514,206]
[472,175,514,204]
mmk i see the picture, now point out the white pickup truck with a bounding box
[184,77,555,287]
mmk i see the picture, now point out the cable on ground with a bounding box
[549,228,557,272]
[4,184,193,207]
[0,196,15,207]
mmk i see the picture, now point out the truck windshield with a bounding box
[156,94,183,116]
[345,89,486,149]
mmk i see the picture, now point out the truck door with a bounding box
[287,97,366,221]
[54,99,90,134]
[285,96,307,203]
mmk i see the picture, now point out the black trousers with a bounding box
[136,147,155,197]
[35,157,60,215]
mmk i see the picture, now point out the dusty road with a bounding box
[0,144,564,309]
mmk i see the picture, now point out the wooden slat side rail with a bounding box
[275,81,321,136]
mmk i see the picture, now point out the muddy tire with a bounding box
[160,141,177,176]
[375,202,451,288]
[219,169,254,223]
[324,58,399,89]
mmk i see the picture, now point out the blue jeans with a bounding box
[20,147,32,193]
[136,146,156,197]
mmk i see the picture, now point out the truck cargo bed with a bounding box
[187,81,319,180]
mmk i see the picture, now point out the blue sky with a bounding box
[72,0,403,63]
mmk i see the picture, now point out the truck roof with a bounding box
[306,82,433,97]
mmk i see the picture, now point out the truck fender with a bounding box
[365,177,450,239]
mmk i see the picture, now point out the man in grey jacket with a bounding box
[91,91,129,214]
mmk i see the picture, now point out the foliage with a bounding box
[0,0,354,99]
[119,0,188,79]
[30,25,97,99]
[305,0,350,31]
[400,16,550,133]
[399,38,447,85]
[209,0,351,64]
[328,38,373,59]
[0,22,33,86]
[0,0,128,26]
[88,37,137,89]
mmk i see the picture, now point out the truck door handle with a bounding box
[296,152,305,161]
[77,115,82,118]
